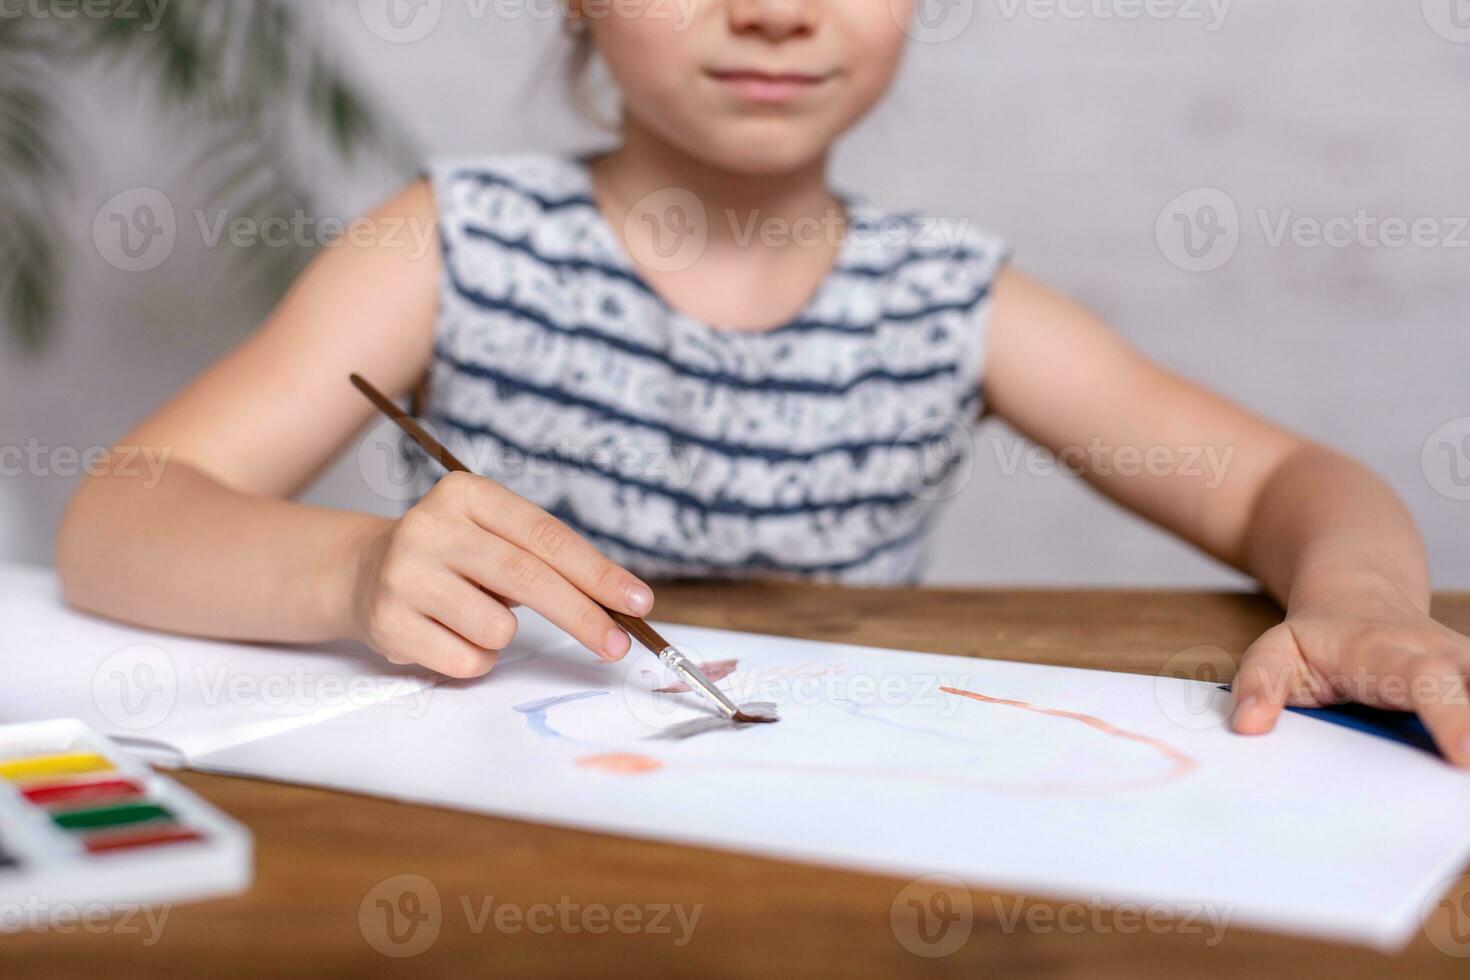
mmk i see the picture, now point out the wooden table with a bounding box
[7,585,1470,979]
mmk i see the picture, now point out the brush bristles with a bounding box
[732,711,778,724]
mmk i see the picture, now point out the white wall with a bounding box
[2,0,1467,587]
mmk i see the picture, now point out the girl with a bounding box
[58,1,1470,764]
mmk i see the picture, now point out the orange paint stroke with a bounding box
[653,659,739,694]
[940,687,1198,787]
[560,686,1197,794]
[576,752,664,775]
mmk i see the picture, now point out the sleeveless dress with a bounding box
[417,154,1009,584]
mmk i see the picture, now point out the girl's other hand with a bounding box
[347,472,655,678]
[1232,568,1470,767]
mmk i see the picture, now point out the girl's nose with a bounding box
[728,0,819,41]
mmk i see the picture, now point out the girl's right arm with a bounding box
[57,181,653,678]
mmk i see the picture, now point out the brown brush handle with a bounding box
[351,373,666,653]
[352,374,473,475]
[606,610,671,654]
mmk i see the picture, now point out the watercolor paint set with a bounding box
[0,719,251,922]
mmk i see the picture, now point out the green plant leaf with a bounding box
[1,0,417,352]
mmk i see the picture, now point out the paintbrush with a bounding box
[350,373,777,725]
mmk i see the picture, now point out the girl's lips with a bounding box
[705,69,834,104]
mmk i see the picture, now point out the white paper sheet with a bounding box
[0,564,449,763]
[4,562,1470,950]
[198,620,1470,951]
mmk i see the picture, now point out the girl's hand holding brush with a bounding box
[349,469,655,679]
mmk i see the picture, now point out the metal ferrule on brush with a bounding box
[657,645,742,719]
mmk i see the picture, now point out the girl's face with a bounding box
[577,0,915,175]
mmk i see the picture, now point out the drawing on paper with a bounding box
[510,666,1199,795]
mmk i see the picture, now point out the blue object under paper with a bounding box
[1219,686,1440,758]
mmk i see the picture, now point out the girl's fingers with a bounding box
[396,612,500,680]
[1357,645,1470,767]
[1231,624,1303,735]
[414,569,520,653]
[1405,656,1470,767]
[448,532,630,661]
[1338,637,1470,768]
[462,479,654,617]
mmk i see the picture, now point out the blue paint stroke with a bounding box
[514,691,608,740]
[838,699,975,746]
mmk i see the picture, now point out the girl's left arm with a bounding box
[983,269,1470,765]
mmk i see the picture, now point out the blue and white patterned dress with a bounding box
[416,154,1009,584]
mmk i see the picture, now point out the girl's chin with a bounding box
[686,125,834,177]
